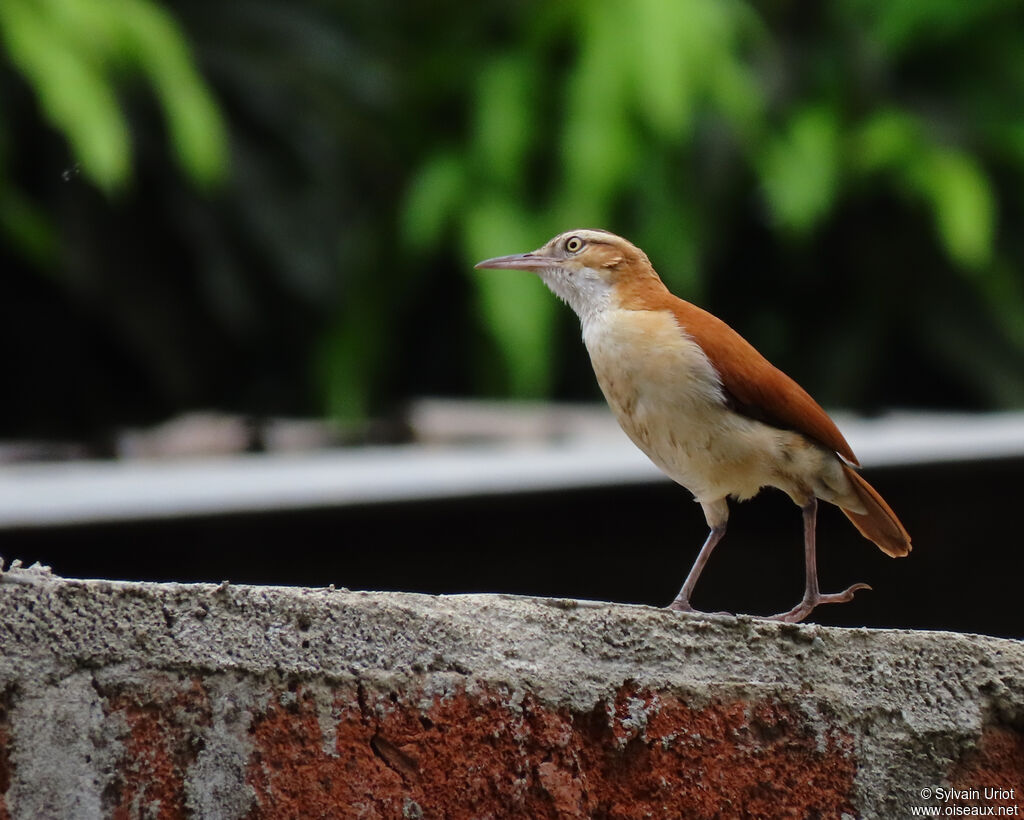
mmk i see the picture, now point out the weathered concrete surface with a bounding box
[0,564,1021,819]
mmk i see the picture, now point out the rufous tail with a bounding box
[840,464,912,557]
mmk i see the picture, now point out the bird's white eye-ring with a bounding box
[565,236,584,253]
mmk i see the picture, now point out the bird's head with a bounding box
[475,229,660,321]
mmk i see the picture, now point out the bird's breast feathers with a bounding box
[583,308,724,419]
[582,306,842,504]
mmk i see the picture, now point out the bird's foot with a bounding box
[769,583,871,624]
[665,598,732,617]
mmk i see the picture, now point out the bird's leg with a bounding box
[667,525,726,611]
[771,498,871,623]
[667,499,728,613]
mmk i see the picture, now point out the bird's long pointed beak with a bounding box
[474,252,547,271]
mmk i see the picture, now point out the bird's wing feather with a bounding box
[667,298,860,465]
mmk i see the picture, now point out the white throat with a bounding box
[537,265,613,329]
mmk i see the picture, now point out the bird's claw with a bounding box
[665,599,732,617]
[770,582,872,624]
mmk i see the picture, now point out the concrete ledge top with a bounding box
[2,566,1021,717]
[1,567,1022,818]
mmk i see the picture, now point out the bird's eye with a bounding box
[565,236,584,253]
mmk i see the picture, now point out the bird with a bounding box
[475,229,911,623]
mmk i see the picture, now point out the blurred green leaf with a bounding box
[858,0,1015,52]
[463,201,556,397]
[0,187,56,267]
[630,155,702,297]
[401,153,465,252]
[559,1,636,210]
[630,0,699,137]
[906,149,995,270]
[0,0,227,192]
[853,111,995,270]
[119,0,228,187]
[631,0,749,139]
[0,0,130,190]
[472,55,537,190]
[758,105,841,234]
[852,109,921,172]
[316,303,378,422]
[707,48,763,139]
[981,261,1024,350]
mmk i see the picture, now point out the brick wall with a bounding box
[0,566,1021,817]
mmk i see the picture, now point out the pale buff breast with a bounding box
[582,308,850,505]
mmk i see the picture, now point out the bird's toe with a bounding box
[769,582,872,623]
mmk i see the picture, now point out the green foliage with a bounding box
[403,0,1024,406]
[758,105,842,235]
[3,0,1024,436]
[0,0,227,193]
[0,0,227,317]
[403,0,764,396]
[852,110,995,269]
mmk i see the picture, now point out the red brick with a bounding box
[106,678,211,820]
[951,726,1024,812]
[244,682,857,819]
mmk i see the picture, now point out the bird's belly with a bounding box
[584,309,786,502]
